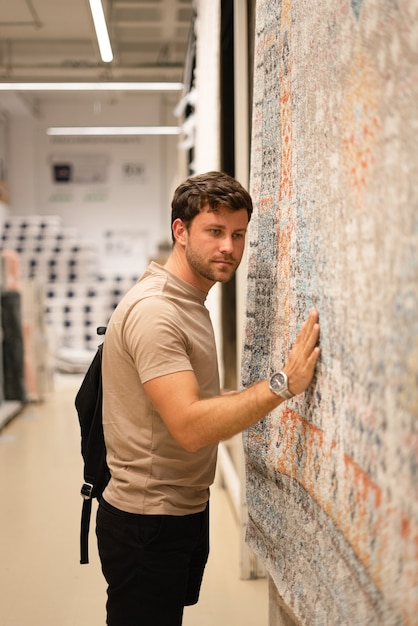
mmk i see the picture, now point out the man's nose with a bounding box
[219,235,234,254]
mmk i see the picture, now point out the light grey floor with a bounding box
[0,374,268,625]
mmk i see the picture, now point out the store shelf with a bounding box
[0,400,23,431]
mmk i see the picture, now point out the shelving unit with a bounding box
[0,256,24,429]
[0,215,139,380]
[0,400,22,431]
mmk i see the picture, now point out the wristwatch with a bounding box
[269,371,294,400]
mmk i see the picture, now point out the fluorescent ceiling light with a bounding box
[46,126,181,136]
[89,0,113,63]
[0,82,183,91]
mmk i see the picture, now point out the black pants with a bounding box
[96,499,209,626]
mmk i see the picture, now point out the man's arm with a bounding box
[143,308,320,452]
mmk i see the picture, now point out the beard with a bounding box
[185,242,238,284]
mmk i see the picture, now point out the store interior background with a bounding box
[0,0,268,621]
[0,0,242,388]
[0,0,197,373]
[0,0,254,443]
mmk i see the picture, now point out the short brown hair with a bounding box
[171,171,253,242]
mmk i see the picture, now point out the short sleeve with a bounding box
[122,296,193,383]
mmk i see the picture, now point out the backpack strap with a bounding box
[80,498,93,564]
[76,334,107,565]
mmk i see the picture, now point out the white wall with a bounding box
[192,0,223,377]
[194,0,220,173]
[9,115,38,214]
[5,92,181,275]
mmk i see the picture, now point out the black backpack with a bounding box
[75,326,110,564]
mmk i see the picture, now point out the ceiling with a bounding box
[0,0,195,115]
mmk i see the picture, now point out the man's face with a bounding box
[183,204,248,289]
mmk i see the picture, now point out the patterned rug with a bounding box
[242,1,418,624]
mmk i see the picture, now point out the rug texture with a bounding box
[242,1,418,624]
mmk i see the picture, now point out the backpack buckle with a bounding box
[81,482,94,500]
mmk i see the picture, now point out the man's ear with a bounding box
[172,218,188,245]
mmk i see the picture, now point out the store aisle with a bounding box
[0,375,268,626]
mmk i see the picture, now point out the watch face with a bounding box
[271,372,286,392]
[270,371,293,399]
[275,372,285,386]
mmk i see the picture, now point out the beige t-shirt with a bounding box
[101,262,220,515]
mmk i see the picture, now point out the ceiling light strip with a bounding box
[46,126,181,136]
[0,82,183,91]
[89,0,113,63]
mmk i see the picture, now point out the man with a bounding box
[97,171,320,626]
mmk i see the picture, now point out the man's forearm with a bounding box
[144,308,320,452]
[181,380,284,451]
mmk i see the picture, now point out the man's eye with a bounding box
[233,233,244,240]
[210,229,221,236]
